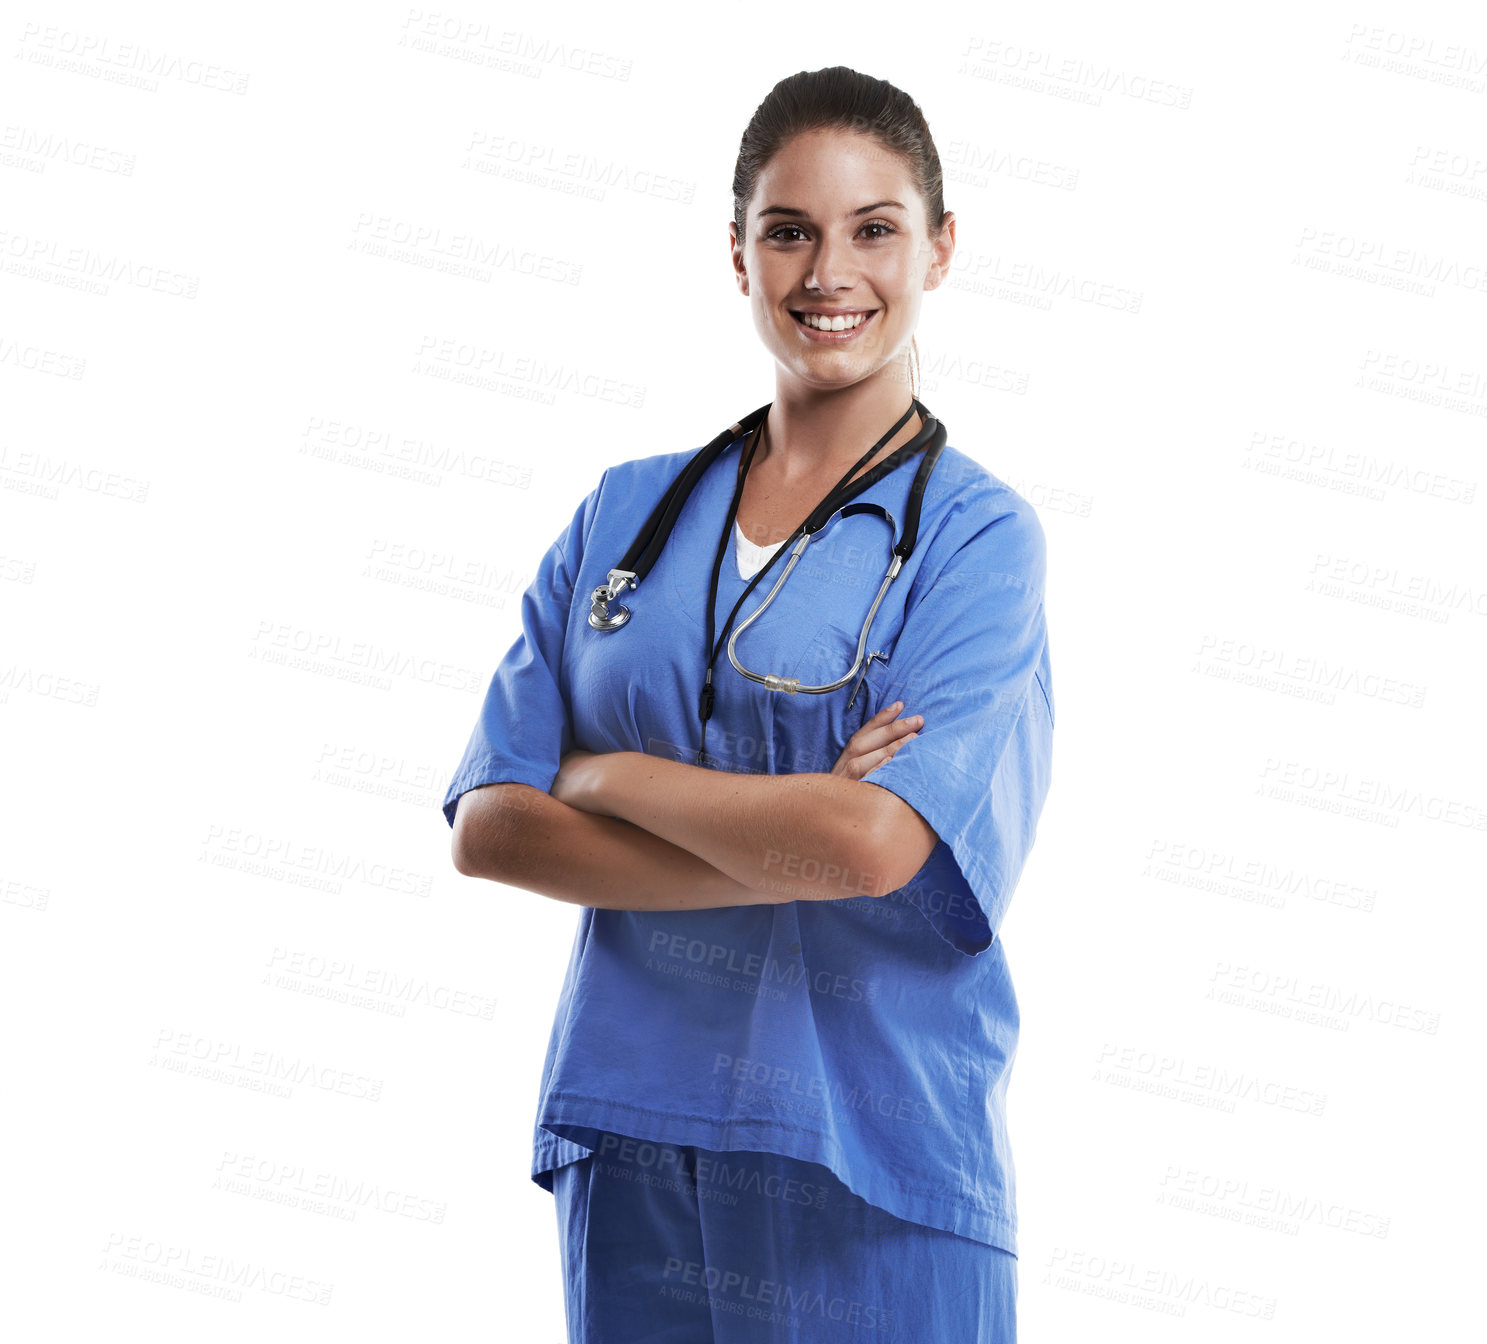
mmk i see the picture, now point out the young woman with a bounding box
[444,66,1053,1342]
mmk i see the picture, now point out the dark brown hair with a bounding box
[731,66,947,396]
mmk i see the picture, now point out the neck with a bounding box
[759,371,920,483]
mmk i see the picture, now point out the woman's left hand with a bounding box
[551,749,609,815]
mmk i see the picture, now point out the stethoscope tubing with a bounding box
[725,504,902,694]
[586,397,948,762]
[589,400,944,642]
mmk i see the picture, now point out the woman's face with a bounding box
[730,127,954,396]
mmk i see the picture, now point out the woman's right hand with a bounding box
[830,701,924,782]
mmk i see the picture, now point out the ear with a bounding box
[923,211,956,292]
[729,221,749,296]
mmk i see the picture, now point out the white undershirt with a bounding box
[733,518,788,581]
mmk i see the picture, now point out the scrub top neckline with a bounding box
[732,518,788,581]
[715,428,928,596]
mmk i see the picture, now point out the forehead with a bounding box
[752,128,917,216]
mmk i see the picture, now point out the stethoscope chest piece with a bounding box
[588,568,638,632]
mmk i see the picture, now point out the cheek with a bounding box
[873,252,923,308]
[753,292,793,345]
[748,254,792,303]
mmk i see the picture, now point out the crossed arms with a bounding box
[450,706,937,911]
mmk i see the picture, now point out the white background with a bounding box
[3,1,1483,1339]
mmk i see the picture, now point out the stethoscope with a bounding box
[587,398,947,766]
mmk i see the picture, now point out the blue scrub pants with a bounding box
[550,1131,1017,1343]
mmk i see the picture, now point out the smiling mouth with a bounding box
[790,310,878,334]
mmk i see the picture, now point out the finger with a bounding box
[857,703,920,736]
[848,712,924,756]
[853,732,917,774]
[850,732,917,780]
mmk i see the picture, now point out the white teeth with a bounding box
[798,311,869,331]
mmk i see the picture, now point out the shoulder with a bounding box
[587,445,702,511]
[919,443,1047,598]
[563,445,701,552]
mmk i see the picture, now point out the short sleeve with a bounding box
[441,472,606,829]
[861,500,1053,956]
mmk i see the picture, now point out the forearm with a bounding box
[453,784,781,911]
[592,754,892,903]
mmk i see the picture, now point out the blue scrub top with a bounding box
[441,426,1054,1256]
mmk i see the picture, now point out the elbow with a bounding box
[450,823,480,878]
[833,806,904,901]
[450,809,488,878]
[861,840,913,901]
[850,787,936,899]
[451,784,542,879]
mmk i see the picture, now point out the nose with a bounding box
[805,231,854,294]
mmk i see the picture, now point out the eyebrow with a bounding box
[756,200,908,220]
